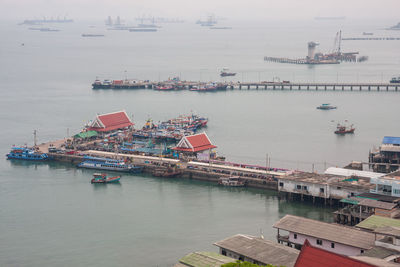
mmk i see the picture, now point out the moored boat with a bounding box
[6,147,49,161]
[77,157,143,173]
[218,176,245,187]
[154,85,174,91]
[390,76,400,84]
[91,173,121,183]
[317,103,337,110]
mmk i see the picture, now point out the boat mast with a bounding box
[33,129,37,147]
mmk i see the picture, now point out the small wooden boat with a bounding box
[218,176,245,187]
[91,173,121,184]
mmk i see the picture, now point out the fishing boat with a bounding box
[220,68,236,77]
[91,173,121,183]
[154,85,174,91]
[190,84,217,92]
[390,76,400,83]
[218,176,245,187]
[77,157,143,173]
[334,123,355,134]
[317,103,337,110]
[6,147,49,161]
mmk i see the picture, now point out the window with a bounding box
[294,234,297,239]
[279,182,284,187]
[221,249,226,256]
[320,188,324,193]
[303,186,308,190]
[296,185,301,189]
[350,192,355,197]
[316,239,323,245]
[331,242,335,248]
[337,186,342,190]
[361,250,364,254]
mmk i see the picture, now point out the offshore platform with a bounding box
[264,31,364,65]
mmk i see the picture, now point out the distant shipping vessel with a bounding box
[314,16,346,20]
[82,34,105,37]
[6,147,49,161]
[129,28,157,32]
[19,17,73,25]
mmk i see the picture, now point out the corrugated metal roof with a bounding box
[273,215,375,249]
[214,234,299,267]
[356,215,400,230]
[324,167,385,179]
[178,252,234,267]
[382,136,400,145]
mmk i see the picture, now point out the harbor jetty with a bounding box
[92,79,400,92]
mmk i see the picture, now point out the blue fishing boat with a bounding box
[91,173,121,184]
[6,147,49,161]
[77,157,142,173]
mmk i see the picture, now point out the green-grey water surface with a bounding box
[0,18,399,266]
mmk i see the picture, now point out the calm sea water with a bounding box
[0,18,400,266]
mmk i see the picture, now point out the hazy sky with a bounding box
[1,0,399,21]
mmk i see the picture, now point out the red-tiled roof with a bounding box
[88,111,133,132]
[172,133,217,152]
[294,240,376,267]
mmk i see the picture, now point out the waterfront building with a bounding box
[294,240,396,267]
[172,133,217,161]
[334,198,399,225]
[273,214,376,256]
[277,172,372,205]
[174,251,235,267]
[370,171,400,197]
[214,234,299,266]
[369,136,400,173]
[87,110,134,133]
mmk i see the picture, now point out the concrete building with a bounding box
[273,215,376,256]
[214,234,299,266]
[370,172,400,197]
[277,172,373,205]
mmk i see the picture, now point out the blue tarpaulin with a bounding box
[382,136,400,145]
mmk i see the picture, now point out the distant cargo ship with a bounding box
[129,28,157,32]
[314,16,346,20]
[82,34,105,37]
[387,22,400,30]
[19,17,73,25]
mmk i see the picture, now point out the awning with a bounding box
[74,131,98,139]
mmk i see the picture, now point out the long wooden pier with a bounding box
[228,82,400,91]
[92,81,400,92]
